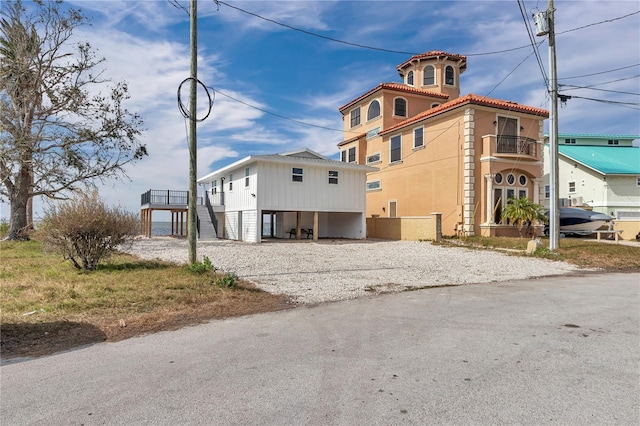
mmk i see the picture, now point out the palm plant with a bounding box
[500,196,548,238]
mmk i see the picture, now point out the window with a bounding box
[431,103,440,108]
[518,175,527,186]
[388,201,397,218]
[367,180,381,191]
[348,146,356,163]
[506,173,516,185]
[394,98,407,117]
[608,139,619,145]
[494,173,503,185]
[366,127,380,139]
[212,180,217,194]
[423,65,435,85]
[568,181,576,193]
[292,168,303,182]
[445,65,455,85]
[518,189,527,199]
[413,127,424,148]
[407,70,414,86]
[544,184,550,199]
[244,167,250,187]
[366,153,381,164]
[350,107,361,128]
[637,176,640,187]
[328,170,338,184]
[229,173,233,191]
[564,138,576,144]
[367,101,380,121]
[341,150,347,162]
[390,135,401,163]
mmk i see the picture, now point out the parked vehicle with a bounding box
[544,207,612,236]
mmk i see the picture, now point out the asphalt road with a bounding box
[1,272,638,425]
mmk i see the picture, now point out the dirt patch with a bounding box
[1,284,292,361]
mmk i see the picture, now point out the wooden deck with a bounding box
[140,190,200,237]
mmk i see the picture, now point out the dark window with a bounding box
[366,153,381,164]
[423,65,435,85]
[507,173,516,185]
[348,147,356,163]
[229,173,233,191]
[518,175,527,186]
[390,135,401,163]
[445,65,455,85]
[292,168,303,182]
[564,138,576,144]
[245,167,250,187]
[350,107,361,127]
[495,173,503,184]
[341,150,347,162]
[407,70,414,86]
[367,100,380,120]
[394,98,407,117]
[414,127,424,148]
[328,170,338,184]
[608,139,619,145]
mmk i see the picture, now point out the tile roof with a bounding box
[396,50,467,72]
[379,94,549,136]
[559,145,640,175]
[337,132,366,147]
[338,82,449,112]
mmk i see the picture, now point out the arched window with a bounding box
[431,103,440,109]
[445,65,455,85]
[407,70,414,86]
[423,65,435,85]
[367,100,381,120]
[394,98,407,117]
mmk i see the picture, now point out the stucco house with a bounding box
[337,51,549,237]
[542,133,640,218]
[196,149,375,243]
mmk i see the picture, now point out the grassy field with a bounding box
[1,235,638,359]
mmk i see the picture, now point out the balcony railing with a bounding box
[141,190,202,206]
[496,135,537,157]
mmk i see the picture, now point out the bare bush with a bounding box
[39,190,140,271]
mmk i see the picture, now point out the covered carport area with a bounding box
[260,210,366,241]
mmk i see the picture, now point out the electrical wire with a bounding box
[177,77,215,122]
[559,63,640,80]
[559,84,640,96]
[556,10,640,35]
[517,0,548,84]
[167,0,189,16]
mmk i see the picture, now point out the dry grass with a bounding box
[442,235,640,270]
[0,239,291,359]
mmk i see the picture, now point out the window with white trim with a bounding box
[340,150,347,162]
[423,65,435,85]
[366,153,381,164]
[328,170,338,184]
[292,168,303,182]
[348,147,356,163]
[212,180,217,194]
[544,184,550,199]
[394,98,407,117]
[244,167,250,187]
[413,127,424,148]
[564,138,576,144]
[366,180,381,191]
[636,176,640,187]
[608,139,619,145]
[445,65,455,85]
[229,173,233,191]
[367,100,380,121]
[350,107,361,128]
[390,135,402,163]
[568,181,576,193]
[407,70,414,86]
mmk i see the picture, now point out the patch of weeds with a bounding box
[216,273,238,289]
[188,256,216,274]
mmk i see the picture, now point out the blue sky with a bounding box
[2,0,639,221]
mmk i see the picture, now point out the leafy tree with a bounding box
[500,196,548,238]
[38,189,140,271]
[0,0,146,240]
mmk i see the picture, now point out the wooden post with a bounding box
[313,211,318,241]
[296,211,302,239]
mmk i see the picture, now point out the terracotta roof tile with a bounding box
[338,82,448,112]
[379,94,549,136]
[396,51,467,72]
[337,132,366,147]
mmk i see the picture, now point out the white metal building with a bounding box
[196,149,376,243]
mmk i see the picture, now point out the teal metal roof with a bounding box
[557,133,640,140]
[559,145,640,175]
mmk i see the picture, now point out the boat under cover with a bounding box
[546,207,613,235]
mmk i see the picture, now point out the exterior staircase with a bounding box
[196,205,217,240]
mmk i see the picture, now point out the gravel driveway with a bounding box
[123,237,582,304]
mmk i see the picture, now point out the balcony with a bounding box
[482,135,538,159]
[140,190,202,208]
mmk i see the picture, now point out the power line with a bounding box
[556,10,640,35]
[559,84,640,97]
[559,63,640,80]
[517,0,548,84]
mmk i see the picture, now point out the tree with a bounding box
[0,0,146,240]
[38,189,140,271]
[500,196,548,238]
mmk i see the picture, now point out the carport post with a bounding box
[313,211,318,241]
[296,211,302,239]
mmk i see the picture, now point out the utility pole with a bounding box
[188,0,198,264]
[535,0,559,250]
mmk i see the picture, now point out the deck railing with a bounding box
[141,190,202,206]
[496,135,537,157]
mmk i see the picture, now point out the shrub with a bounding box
[38,190,140,271]
[188,256,216,274]
[216,273,237,289]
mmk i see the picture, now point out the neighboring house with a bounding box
[196,149,376,243]
[338,50,549,237]
[542,133,640,218]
